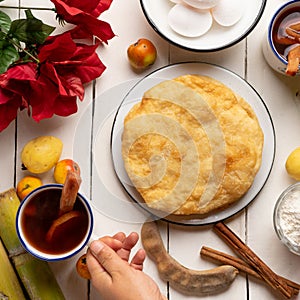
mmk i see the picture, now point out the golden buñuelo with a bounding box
[122,75,264,216]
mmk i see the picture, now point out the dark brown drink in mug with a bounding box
[21,188,89,255]
[272,6,300,60]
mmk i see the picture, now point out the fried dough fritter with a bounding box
[122,75,264,216]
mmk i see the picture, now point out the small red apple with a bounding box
[54,159,80,184]
[127,38,157,69]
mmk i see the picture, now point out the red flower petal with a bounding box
[61,44,106,83]
[4,63,37,81]
[73,51,106,84]
[0,64,37,106]
[0,95,22,131]
[65,0,107,16]
[29,61,83,120]
[54,95,78,116]
[0,64,39,131]
[39,33,76,62]
[59,74,84,100]
[47,43,106,84]
[52,0,113,17]
[39,60,85,98]
[0,88,12,105]
[41,63,70,96]
[29,81,57,121]
[29,79,78,121]
[51,0,115,42]
[91,0,113,17]
[61,0,98,14]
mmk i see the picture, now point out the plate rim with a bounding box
[139,0,267,52]
[110,61,276,226]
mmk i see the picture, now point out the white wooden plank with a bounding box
[20,0,54,8]
[169,41,246,76]
[0,122,15,191]
[14,86,94,299]
[88,1,171,296]
[95,0,170,91]
[2,0,300,299]
[167,39,248,299]
[247,0,300,299]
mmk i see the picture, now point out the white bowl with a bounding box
[140,0,266,52]
[273,183,300,255]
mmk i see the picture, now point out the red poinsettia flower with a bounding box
[28,32,106,121]
[0,0,114,133]
[0,63,38,131]
[27,64,79,121]
[51,0,115,42]
[57,0,113,17]
[40,34,106,85]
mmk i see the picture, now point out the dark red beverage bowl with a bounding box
[263,0,300,75]
[16,184,94,261]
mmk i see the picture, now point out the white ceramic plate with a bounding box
[111,62,276,225]
[140,0,266,51]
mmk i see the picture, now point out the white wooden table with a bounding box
[1,0,300,299]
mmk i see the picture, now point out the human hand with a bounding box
[99,232,146,271]
[87,232,166,300]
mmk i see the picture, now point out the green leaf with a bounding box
[0,31,6,40]
[0,11,12,34]
[9,15,55,45]
[0,40,19,74]
[25,10,35,20]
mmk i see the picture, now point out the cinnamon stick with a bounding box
[213,222,295,299]
[286,27,300,42]
[200,246,300,294]
[201,246,261,279]
[59,170,82,216]
[286,45,300,76]
[288,22,300,33]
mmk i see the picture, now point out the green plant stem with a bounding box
[9,38,39,63]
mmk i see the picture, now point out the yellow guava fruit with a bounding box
[21,136,63,174]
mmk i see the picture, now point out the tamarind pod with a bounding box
[141,221,238,296]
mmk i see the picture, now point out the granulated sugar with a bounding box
[278,189,300,246]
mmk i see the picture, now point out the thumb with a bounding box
[89,240,126,276]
